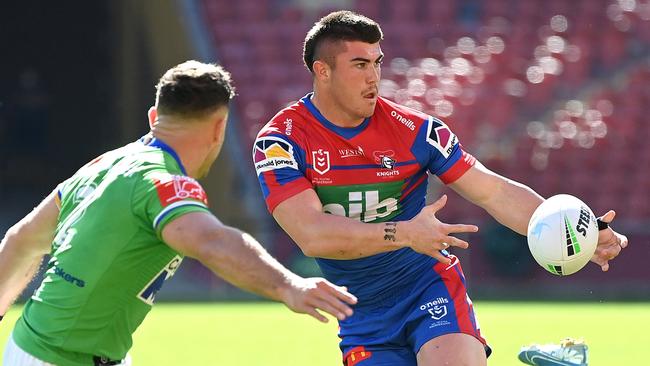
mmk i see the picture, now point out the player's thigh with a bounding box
[416,333,486,366]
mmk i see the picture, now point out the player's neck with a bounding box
[150,129,208,179]
[311,91,365,128]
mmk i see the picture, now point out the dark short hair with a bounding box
[155,60,235,119]
[303,10,383,73]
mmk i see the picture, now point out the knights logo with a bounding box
[373,150,396,170]
[381,156,396,170]
[312,149,330,175]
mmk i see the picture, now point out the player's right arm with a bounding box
[0,190,58,318]
[161,212,357,322]
[273,189,473,263]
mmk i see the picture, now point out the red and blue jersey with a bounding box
[253,93,476,304]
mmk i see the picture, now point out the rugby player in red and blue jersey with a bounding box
[253,11,628,366]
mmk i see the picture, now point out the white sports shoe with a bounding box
[518,338,588,366]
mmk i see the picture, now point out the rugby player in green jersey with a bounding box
[0,60,357,366]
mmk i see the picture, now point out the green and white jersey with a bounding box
[12,137,210,365]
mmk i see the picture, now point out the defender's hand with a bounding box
[282,277,357,323]
[591,210,628,271]
[403,195,478,264]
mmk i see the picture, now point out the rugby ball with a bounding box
[527,194,599,276]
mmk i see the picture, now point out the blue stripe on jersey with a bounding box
[432,144,463,175]
[301,93,371,140]
[272,167,307,185]
[306,160,419,171]
[265,133,308,175]
[411,118,434,168]
[153,201,208,229]
[259,174,270,198]
[393,173,428,221]
[140,136,187,175]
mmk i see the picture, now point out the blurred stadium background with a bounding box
[1,0,649,307]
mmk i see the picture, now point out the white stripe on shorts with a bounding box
[3,334,55,366]
[3,334,133,366]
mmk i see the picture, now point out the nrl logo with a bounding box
[312,149,330,175]
[428,305,448,320]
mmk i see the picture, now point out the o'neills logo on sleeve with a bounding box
[390,110,416,131]
[253,136,299,174]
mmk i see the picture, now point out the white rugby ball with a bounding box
[527,194,599,276]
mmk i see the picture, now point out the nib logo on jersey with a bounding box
[253,136,299,174]
[317,180,402,222]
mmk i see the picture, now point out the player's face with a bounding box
[329,41,383,121]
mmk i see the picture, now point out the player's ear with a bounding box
[313,60,330,82]
[147,107,157,129]
[210,108,229,142]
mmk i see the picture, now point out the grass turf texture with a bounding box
[1,302,647,365]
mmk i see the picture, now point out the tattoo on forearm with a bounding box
[384,222,397,242]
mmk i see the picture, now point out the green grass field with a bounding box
[1,302,647,365]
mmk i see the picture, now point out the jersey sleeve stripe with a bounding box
[153,201,208,229]
[438,149,476,184]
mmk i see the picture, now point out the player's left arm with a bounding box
[449,161,627,271]
[162,211,357,323]
[448,160,543,235]
[0,190,58,318]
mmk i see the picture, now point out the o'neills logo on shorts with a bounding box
[419,297,450,310]
[390,110,416,131]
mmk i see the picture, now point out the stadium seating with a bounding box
[200,0,650,285]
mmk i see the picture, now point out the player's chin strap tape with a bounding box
[597,218,609,231]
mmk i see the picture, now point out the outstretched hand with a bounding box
[591,210,628,271]
[403,195,478,264]
[282,277,357,323]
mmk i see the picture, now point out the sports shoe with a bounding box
[518,338,588,366]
